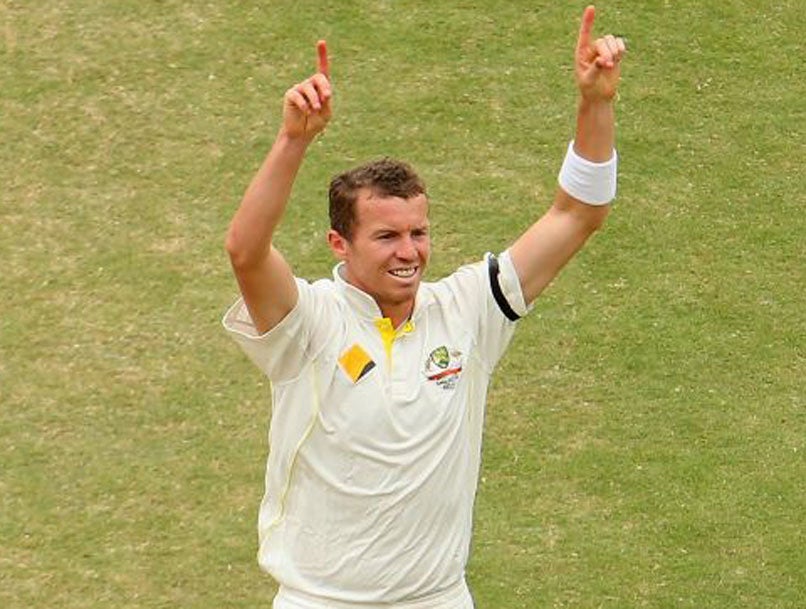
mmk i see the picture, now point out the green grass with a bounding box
[1,1,803,607]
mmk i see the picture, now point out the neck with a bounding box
[379,303,413,329]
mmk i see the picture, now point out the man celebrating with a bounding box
[223,6,626,608]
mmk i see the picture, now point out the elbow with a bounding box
[583,205,610,233]
[224,225,243,266]
[555,191,611,235]
[558,199,610,237]
[225,224,262,270]
[568,195,611,235]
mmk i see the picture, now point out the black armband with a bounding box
[487,254,520,322]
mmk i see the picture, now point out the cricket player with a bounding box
[223,6,626,608]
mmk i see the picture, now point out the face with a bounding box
[328,190,431,324]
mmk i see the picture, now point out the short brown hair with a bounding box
[328,158,427,240]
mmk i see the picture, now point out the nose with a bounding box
[396,235,417,261]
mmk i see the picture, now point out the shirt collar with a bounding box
[332,262,430,324]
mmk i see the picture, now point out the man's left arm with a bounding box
[509,5,626,305]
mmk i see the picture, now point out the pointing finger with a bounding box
[576,5,596,56]
[317,39,329,78]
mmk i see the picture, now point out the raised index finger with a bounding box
[576,5,596,54]
[317,39,329,78]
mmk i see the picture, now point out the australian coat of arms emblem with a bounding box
[424,345,463,390]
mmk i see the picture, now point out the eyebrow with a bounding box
[370,224,429,236]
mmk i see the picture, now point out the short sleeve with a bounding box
[487,249,531,320]
[475,249,532,370]
[434,250,531,373]
[222,277,327,382]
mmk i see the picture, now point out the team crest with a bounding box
[430,346,450,369]
[424,345,463,390]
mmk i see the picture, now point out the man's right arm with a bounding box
[225,41,332,335]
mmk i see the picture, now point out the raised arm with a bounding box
[509,6,626,305]
[225,41,332,334]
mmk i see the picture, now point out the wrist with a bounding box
[578,96,615,110]
[577,97,615,128]
[276,128,316,147]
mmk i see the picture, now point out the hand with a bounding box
[575,6,626,102]
[281,40,332,139]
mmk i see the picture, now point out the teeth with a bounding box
[389,268,416,278]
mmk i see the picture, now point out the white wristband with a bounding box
[558,140,618,205]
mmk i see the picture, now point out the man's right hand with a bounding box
[281,40,332,139]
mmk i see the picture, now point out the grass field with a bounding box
[1,1,803,607]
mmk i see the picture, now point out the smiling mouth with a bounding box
[388,267,417,279]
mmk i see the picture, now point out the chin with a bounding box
[384,282,418,302]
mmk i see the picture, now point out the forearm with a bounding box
[573,97,615,162]
[511,88,618,303]
[555,96,617,208]
[225,131,312,268]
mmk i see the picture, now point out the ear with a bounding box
[327,229,349,260]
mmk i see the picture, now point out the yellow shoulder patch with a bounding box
[338,344,376,384]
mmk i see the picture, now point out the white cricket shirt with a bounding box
[223,251,529,606]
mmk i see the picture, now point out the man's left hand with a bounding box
[575,6,626,102]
